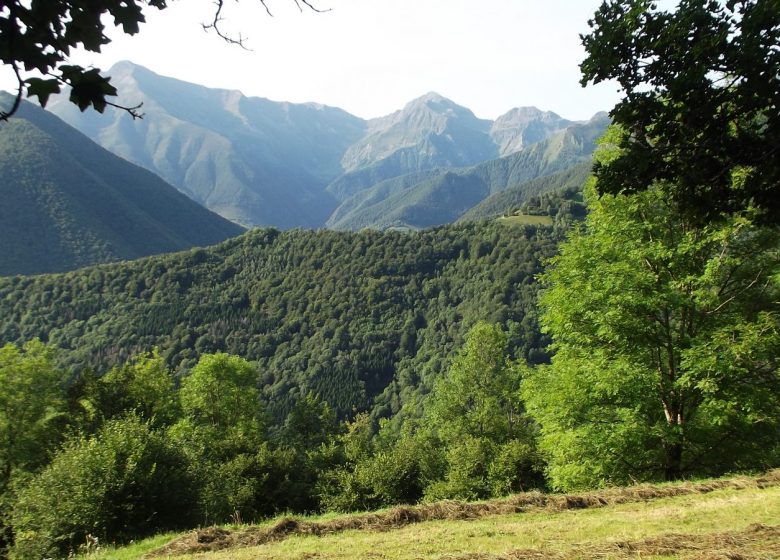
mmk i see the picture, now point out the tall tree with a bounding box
[430,322,524,443]
[523,165,780,490]
[173,353,275,523]
[580,0,780,224]
[426,322,541,499]
[179,352,263,432]
[0,341,65,483]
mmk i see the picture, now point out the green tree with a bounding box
[179,352,262,431]
[0,341,65,484]
[278,392,338,450]
[431,322,524,443]
[0,341,66,555]
[580,0,780,223]
[173,353,274,523]
[317,416,445,512]
[82,350,179,429]
[523,177,780,490]
[426,322,542,500]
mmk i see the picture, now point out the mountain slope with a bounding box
[45,63,598,229]
[0,98,243,276]
[341,92,497,172]
[459,162,593,222]
[327,93,498,202]
[328,114,609,230]
[327,96,575,204]
[47,61,367,228]
[490,107,573,156]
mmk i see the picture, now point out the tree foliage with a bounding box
[11,415,195,560]
[85,350,179,428]
[430,323,525,443]
[580,0,780,223]
[426,323,542,500]
[0,0,167,119]
[524,174,780,490]
[0,341,66,555]
[321,322,544,511]
[0,341,65,483]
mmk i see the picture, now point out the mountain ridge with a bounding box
[47,62,367,228]
[0,96,244,276]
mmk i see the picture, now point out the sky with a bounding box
[1,0,642,121]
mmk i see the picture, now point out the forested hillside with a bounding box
[0,98,244,276]
[460,162,592,222]
[1,1,777,558]
[0,220,561,421]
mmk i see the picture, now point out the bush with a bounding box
[424,436,496,502]
[195,443,301,524]
[487,440,544,496]
[11,415,195,560]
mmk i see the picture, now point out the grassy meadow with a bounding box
[498,214,555,226]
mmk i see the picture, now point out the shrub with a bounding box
[11,415,195,559]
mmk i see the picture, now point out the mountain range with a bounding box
[46,62,603,231]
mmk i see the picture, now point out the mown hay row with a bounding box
[442,523,780,560]
[148,469,780,557]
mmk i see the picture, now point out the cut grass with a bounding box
[82,471,780,560]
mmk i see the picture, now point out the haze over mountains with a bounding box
[47,61,366,229]
[46,62,604,231]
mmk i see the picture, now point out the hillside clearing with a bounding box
[498,214,554,226]
[83,471,780,560]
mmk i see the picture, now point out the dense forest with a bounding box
[0,218,567,422]
[3,175,777,559]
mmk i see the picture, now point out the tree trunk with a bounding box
[664,442,683,481]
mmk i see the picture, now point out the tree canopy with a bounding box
[524,168,780,489]
[580,0,780,224]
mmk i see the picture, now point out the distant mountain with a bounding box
[45,63,603,229]
[334,92,496,186]
[0,97,243,276]
[327,114,609,230]
[326,95,574,203]
[47,61,367,228]
[490,107,573,157]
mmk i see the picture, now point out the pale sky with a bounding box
[0,0,653,121]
